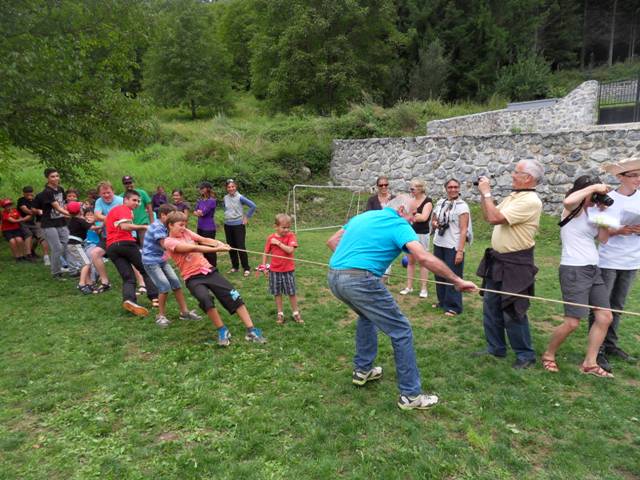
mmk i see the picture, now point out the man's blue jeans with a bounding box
[328,269,422,396]
[482,278,536,361]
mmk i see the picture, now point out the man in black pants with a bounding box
[105,190,158,317]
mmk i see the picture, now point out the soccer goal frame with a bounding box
[286,184,365,233]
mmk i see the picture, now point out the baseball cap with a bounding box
[122,175,134,184]
[0,198,13,207]
[67,201,82,215]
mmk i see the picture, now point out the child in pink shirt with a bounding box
[163,211,266,346]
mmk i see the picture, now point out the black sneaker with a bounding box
[596,351,612,373]
[512,358,536,369]
[352,366,383,386]
[605,347,636,362]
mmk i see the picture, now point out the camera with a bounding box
[472,174,494,186]
[437,223,450,236]
[591,192,614,207]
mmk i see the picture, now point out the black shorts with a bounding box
[3,229,24,241]
[185,270,244,314]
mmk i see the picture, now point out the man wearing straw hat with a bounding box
[591,157,640,372]
[326,194,477,411]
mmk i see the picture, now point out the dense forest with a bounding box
[1,0,639,172]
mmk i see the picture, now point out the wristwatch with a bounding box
[482,192,492,198]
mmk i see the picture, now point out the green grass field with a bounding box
[1,201,639,479]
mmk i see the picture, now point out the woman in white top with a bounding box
[431,178,470,316]
[542,176,613,378]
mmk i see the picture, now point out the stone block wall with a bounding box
[426,81,599,136]
[331,124,640,213]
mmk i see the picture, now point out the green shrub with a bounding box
[494,54,552,101]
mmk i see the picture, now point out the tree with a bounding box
[144,0,232,119]
[250,0,397,114]
[0,0,153,175]
[408,39,449,100]
[217,0,257,91]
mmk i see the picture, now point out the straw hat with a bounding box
[602,157,640,175]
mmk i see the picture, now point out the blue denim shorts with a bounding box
[144,261,181,293]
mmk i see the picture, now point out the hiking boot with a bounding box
[122,300,149,317]
[397,393,439,410]
[155,315,171,328]
[245,327,267,344]
[217,326,231,347]
[179,310,202,321]
[352,366,383,386]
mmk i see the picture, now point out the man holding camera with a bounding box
[475,160,544,369]
[591,157,640,372]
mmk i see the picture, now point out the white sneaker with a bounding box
[399,288,413,295]
[155,315,171,328]
[419,289,428,298]
[43,255,50,266]
[397,393,439,410]
[352,366,383,386]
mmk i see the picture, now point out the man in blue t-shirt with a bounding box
[327,195,477,411]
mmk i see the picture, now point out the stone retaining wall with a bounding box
[426,81,599,136]
[331,124,640,213]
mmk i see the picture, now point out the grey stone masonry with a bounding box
[427,81,599,136]
[331,123,640,214]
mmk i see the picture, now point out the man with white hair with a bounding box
[475,160,543,369]
[327,195,477,410]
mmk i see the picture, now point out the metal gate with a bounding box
[597,74,640,125]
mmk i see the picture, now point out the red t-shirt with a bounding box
[1,208,21,231]
[163,229,212,280]
[105,205,135,247]
[264,232,297,272]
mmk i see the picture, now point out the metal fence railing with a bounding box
[597,74,640,124]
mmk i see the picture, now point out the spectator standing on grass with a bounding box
[193,181,218,267]
[120,175,153,245]
[261,213,302,325]
[222,179,256,277]
[142,203,202,328]
[475,160,543,370]
[326,195,477,410]
[400,178,432,299]
[541,176,613,378]
[431,178,471,317]
[39,168,71,279]
[105,190,159,317]
[171,189,190,221]
[163,211,266,346]
[151,186,167,216]
[17,186,49,261]
[1,198,30,261]
[589,157,640,373]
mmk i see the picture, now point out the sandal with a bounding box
[581,364,614,378]
[227,268,238,274]
[292,311,304,324]
[137,285,147,295]
[276,312,285,325]
[151,298,160,308]
[243,270,251,277]
[542,357,559,373]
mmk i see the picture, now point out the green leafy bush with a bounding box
[494,54,552,101]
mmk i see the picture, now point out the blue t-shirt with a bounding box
[94,196,124,237]
[329,208,418,277]
[142,219,168,265]
[85,229,101,246]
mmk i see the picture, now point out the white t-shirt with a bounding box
[598,189,640,270]
[560,209,598,266]
[432,198,471,250]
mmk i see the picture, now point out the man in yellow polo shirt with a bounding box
[475,160,543,369]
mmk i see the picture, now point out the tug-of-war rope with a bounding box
[231,247,640,318]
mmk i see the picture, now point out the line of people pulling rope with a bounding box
[2,157,640,410]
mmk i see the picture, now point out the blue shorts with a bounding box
[144,261,181,294]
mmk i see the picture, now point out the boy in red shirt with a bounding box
[163,211,266,346]
[261,213,302,324]
[1,198,30,261]
[105,190,159,317]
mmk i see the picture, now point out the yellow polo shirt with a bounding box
[491,191,542,253]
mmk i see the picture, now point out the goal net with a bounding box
[286,184,367,233]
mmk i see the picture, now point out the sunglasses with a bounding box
[377,183,389,187]
[123,182,133,186]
